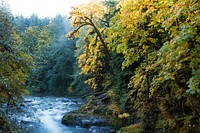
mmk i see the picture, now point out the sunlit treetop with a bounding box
[69,0,105,29]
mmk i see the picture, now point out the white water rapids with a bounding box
[7,96,90,133]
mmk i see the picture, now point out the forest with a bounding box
[0,0,199,133]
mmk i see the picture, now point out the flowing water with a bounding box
[7,96,90,133]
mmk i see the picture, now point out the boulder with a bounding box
[62,112,116,132]
[62,112,109,128]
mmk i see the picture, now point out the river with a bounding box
[7,96,91,133]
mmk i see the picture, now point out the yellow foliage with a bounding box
[85,78,97,89]
[118,113,130,119]
[70,0,105,28]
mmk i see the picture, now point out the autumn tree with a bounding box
[107,0,200,132]
[148,0,200,132]
[67,0,112,89]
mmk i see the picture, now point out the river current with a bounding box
[7,96,90,133]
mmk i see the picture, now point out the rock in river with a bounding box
[62,112,115,133]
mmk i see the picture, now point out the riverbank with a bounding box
[1,95,137,133]
[0,108,23,133]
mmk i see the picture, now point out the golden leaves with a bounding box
[68,0,111,89]
[118,113,130,119]
[70,0,105,27]
[85,78,98,89]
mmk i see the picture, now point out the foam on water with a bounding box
[8,96,90,133]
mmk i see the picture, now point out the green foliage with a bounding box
[24,15,75,95]
[108,0,200,132]
[47,42,74,93]
[117,123,144,133]
[14,14,50,33]
[70,0,200,132]
[0,1,30,104]
[70,28,90,94]
[1,0,198,131]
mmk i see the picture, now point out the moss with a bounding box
[155,119,165,129]
[62,112,111,128]
[117,123,144,133]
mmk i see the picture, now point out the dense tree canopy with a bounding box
[0,0,199,132]
[68,0,200,132]
[0,1,31,104]
[24,15,76,95]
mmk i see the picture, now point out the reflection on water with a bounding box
[7,96,90,133]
